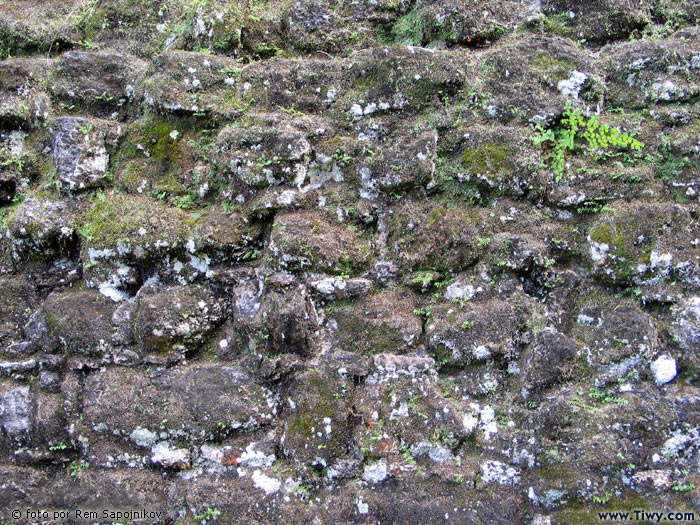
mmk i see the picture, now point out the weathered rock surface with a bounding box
[2,1,700,522]
[51,117,111,192]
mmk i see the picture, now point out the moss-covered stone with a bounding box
[0,57,52,129]
[5,196,77,262]
[539,0,650,44]
[426,288,536,371]
[601,33,700,109]
[40,287,115,355]
[282,369,357,471]
[0,276,35,348]
[49,51,146,119]
[268,210,374,275]
[385,199,491,273]
[132,284,226,355]
[586,201,700,288]
[81,364,277,449]
[325,288,422,355]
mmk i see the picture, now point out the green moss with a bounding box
[462,143,510,176]
[529,52,577,84]
[536,463,576,483]
[116,119,191,196]
[286,371,353,460]
[588,224,614,246]
[76,192,188,248]
[390,8,425,46]
[121,119,181,163]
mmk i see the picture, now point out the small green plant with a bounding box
[332,149,351,166]
[412,272,436,287]
[75,122,94,136]
[534,101,644,182]
[440,378,458,398]
[194,507,222,522]
[587,387,627,405]
[94,91,115,102]
[461,320,475,330]
[68,460,89,477]
[49,441,68,451]
[401,445,417,466]
[278,105,304,118]
[413,306,432,318]
[430,425,451,445]
[592,492,612,505]
[173,194,197,210]
[673,483,696,492]
[296,482,312,494]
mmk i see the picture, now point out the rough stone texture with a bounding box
[3,1,700,522]
[325,288,422,355]
[5,197,77,261]
[268,211,374,274]
[132,284,226,356]
[521,328,578,394]
[30,288,115,356]
[50,51,146,119]
[51,117,110,192]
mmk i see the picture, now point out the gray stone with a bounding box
[309,277,372,300]
[672,297,700,351]
[650,354,677,386]
[480,460,521,486]
[0,387,30,435]
[6,198,75,261]
[151,441,190,469]
[52,117,108,192]
[362,460,388,483]
[0,358,37,373]
[38,371,60,392]
[4,342,34,357]
[521,328,577,394]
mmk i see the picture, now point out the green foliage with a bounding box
[0,144,25,174]
[390,8,425,46]
[673,483,696,492]
[592,492,612,505]
[194,508,222,523]
[651,138,699,198]
[68,460,89,477]
[534,101,644,182]
[587,387,628,405]
[413,306,432,318]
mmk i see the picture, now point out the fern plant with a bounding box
[534,101,644,182]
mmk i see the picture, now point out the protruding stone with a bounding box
[52,117,109,192]
[650,355,677,386]
[0,387,30,436]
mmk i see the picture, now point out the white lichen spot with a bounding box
[362,460,388,483]
[588,236,609,263]
[650,354,677,386]
[557,70,588,98]
[238,443,275,467]
[252,470,281,494]
[480,460,521,486]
